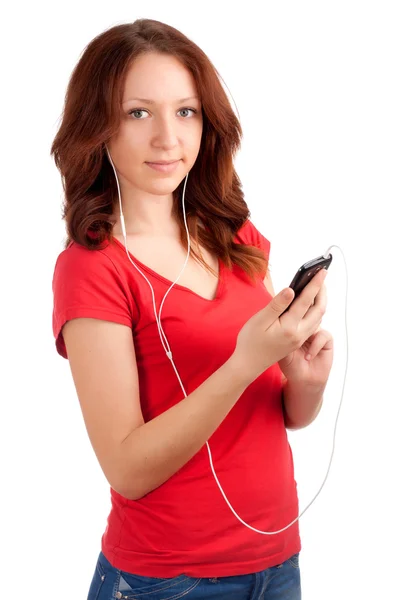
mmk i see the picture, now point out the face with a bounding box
[107,52,203,198]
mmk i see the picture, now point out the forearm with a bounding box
[282,377,326,430]
[118,355,251,500]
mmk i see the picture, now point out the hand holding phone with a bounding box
[281,253,333,315]
[231,253,332,384]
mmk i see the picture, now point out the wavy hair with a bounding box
[50,19,268,284]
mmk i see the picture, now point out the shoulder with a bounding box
[52,240,135,359]
[52,240,131,312]
[235,218,271,256]
[53,240,121,283]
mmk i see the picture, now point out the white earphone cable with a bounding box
[105,147,348,535]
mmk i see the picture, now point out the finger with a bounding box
[306,329,333,359]
[301,283,327,338]
[258,287,295,328]
[287,269,327,322]
[305,330,326,360]
[305,282,327,317]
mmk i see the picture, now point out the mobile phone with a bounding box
[281,253,333,315]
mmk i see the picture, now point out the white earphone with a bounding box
[104,145,347,536]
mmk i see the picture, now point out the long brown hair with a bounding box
[50,19,268,284]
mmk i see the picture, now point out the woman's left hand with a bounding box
[278,328,334,387]
[278,282,334,387]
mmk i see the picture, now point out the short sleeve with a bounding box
[52,244,134,359]
[236,219,271,278]
[241,219,271,259]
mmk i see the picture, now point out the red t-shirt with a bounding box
[52,219,301,578]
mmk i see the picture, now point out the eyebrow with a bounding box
[122,95,200,105]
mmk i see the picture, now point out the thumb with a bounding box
[252,288,294,329]
[266,288,294,320]
[249,288,294,329]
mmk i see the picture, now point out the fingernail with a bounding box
[305,354,311,361]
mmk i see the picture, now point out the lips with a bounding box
[146,160,180,165]
[145,160,181,173]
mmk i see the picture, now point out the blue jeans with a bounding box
[87,550,301,599]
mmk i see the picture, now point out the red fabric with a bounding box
[52,219,301,577]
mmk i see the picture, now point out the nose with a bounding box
[152,116,180,149]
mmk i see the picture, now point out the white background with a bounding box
[2,1,399,598]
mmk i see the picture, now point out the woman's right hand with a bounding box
[230,268,328,384]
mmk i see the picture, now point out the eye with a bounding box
[128,107,198,119]
[178,108,197,118]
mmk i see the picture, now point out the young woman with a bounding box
[51,19,332,600]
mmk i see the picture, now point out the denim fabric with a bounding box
[87,550,301,599]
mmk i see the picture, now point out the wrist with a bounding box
[225,352,258,388]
